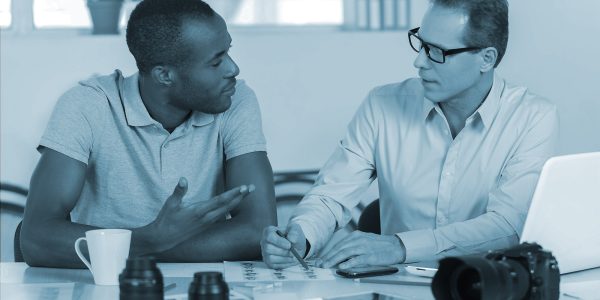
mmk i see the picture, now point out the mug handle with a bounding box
[74,237,93,273]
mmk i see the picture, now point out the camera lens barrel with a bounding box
[119,256,164,300]
[188,271,229,300]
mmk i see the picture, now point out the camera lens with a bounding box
[188,271,229,300]
[450,265,482,299]
[119,256,163,300]
[432,256,529,300]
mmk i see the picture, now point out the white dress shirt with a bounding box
[291,74,559,262]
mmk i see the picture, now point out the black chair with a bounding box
[273,170,363,230]
[1,183,28,262]
[358,199,380,234]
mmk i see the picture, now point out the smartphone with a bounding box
[405,266,438,278]
[336,266,399,278]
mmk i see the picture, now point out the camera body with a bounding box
[432,242,560,300]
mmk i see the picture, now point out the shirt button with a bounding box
[163,143,169,149]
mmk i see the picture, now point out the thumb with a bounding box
[166,177,188,207]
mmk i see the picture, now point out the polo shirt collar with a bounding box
[122,72,215,128]
[189,110,215,127]
[122,72,157,127]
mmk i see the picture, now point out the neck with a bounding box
[138,74,191,131]
[440,72,493,137]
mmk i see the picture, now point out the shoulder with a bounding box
[55,73,115,118]
[362,78,424,113]
[502,80,558,122]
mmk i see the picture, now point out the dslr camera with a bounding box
[431,242,559,300]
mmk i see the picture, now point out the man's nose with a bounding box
[413,48,430,69]
[225,56,240,78]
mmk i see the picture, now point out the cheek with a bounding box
[439,63,479,91]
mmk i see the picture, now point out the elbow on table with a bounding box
[20,223,49,267]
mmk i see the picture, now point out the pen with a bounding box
[275,229,310,270]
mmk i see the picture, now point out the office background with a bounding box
[1,0,599,260]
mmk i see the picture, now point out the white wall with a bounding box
[1,0,599,191]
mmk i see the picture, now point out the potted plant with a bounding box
[87,0,124,34]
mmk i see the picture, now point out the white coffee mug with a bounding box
[74,229,131,285]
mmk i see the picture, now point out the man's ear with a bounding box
[479,47,498,72]
[150,65,175,87]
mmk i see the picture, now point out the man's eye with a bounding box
[212,61,222,67]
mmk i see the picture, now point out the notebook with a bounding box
[520,152,600,274]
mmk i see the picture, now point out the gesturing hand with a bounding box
[150,177,254,252]
[317,231,406,269]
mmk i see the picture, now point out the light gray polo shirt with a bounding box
[39,70,267,228]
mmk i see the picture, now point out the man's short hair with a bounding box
[126,0,216,74]
[431,0,509,67]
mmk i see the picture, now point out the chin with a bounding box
[423,89,445,103]
[204,98,232,114]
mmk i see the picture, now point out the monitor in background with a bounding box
[520,152,600,274]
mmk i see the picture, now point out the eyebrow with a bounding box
[415,30,453,51]
[419,36,448,50]
[207,36,233,62]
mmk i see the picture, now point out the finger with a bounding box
[165,177,188,208]
[191,192,244,219]
[215,185,252,203]
[265,228,292,250]
[319,231,366,262]
[338,255,369,269]
[321,242,366,268]
[262,243,293,257]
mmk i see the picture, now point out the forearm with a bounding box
[398,211,518,263]
[21,218,99,268]
[154,216,268,262]
[21,217,175,267]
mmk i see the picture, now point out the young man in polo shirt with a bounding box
[21,0,276,267]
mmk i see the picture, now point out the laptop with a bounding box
[520,152,600,274]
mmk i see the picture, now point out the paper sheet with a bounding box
[224,261,335,282]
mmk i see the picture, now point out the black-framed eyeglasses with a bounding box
[408,27,482,64]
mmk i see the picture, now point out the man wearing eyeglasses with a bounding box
[261,0,559,269]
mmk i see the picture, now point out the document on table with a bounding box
[224,261,335,282]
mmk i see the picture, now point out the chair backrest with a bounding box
[274,170,319,228]
[0,183,28,262]
[358,199,380,234]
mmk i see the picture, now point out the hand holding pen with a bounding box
[275,229,310,270]
[261,224,309,270]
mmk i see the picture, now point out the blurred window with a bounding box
[0,0,11,28]
[31,0,342,29]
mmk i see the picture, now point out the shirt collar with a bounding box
[122,72,157,127]
[421,73,504,127]
[475,73,504,128]
[122,72,214,128]
[422,97,437,120]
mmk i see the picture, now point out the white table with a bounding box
[1,262,598,299]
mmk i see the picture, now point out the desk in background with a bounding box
[1,262,599,299]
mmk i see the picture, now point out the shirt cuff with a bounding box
[397,229,437,263]
[293,220,320,259]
